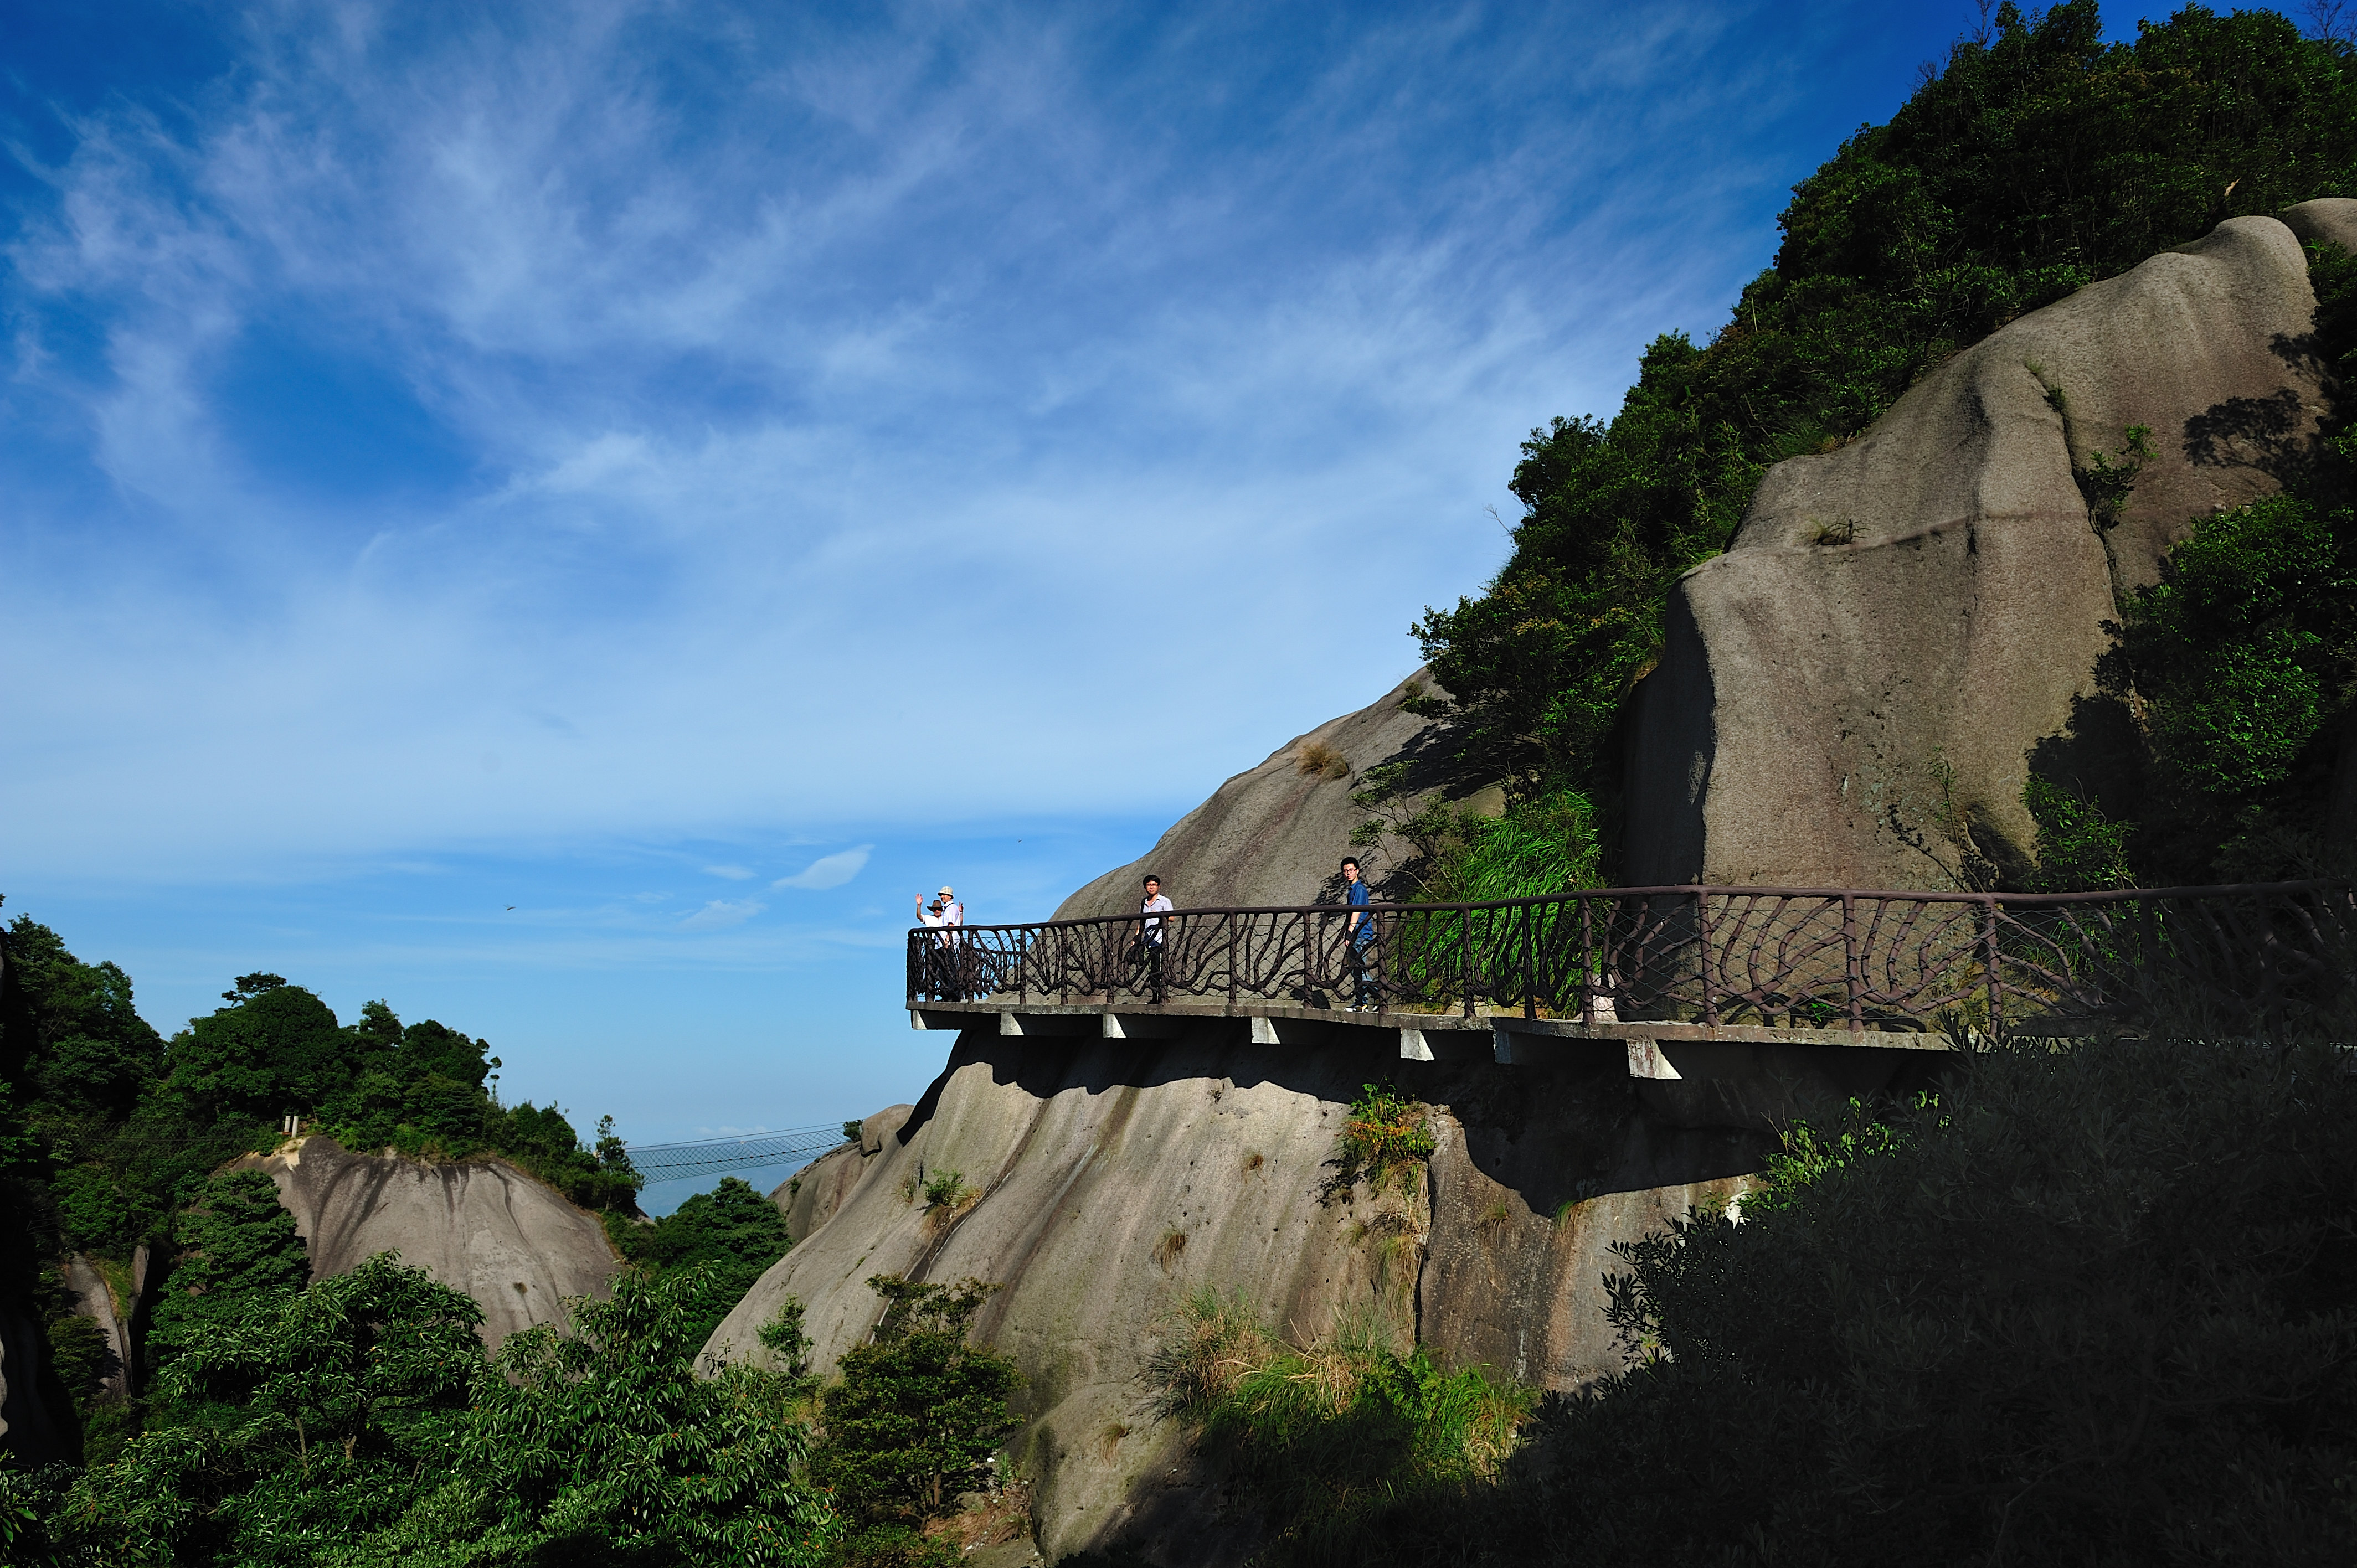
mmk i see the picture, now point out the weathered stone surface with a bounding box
[1054,670,1483,917]
[58,1251,141,1401]
[703,1025,1762,1563]
[770,1105,912,1241]
[236,1137,620,1349]
[1628,213,2340,889]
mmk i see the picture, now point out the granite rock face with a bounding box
[58,1250,144,1401]
[1054,670,1488,917]
[704,1027,1764,1563]
[1628,205,2355,889]
[771,1105,912,1241]
[236,1137,621,1349]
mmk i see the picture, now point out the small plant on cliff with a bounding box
[1146,1291,1535,1566]
[1324,1082,1436,1202]
[812,1276,1020,1567]
[1295,741,1351,781]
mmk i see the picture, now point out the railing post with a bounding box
[1228,913,1238,1007]
[1460,904,1474,1017]
[1982,897,2002,1040]
[1524,902,1537,1021]
[1841,893,1862,1031]
[1694,889,1718,1028]
[1581,896,1594,1024]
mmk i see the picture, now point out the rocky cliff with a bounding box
[711,1027,1769,1561]
[771,1106,911,1241]
[1054,670,1490,916]
[1627,200,2357,889]
[236,1137,621,1349]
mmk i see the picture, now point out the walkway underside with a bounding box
[910,998,1952,1085]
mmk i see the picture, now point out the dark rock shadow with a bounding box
[903,1027,1777,1216]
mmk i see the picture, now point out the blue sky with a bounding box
[2,1,2173,1209]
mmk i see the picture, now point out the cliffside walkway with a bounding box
[907,881,2355,1079]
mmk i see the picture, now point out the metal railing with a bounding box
[906,881,2357,1035]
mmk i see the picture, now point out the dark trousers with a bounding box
[931,944,965,1001]
[1350,937,1377,1006]
[1142,943,1165,1003]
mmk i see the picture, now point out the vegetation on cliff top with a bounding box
[1410,0,2357,886]
[0,905,644,1471]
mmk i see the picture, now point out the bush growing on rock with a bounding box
[811,1276,1021,1567]
[1292,1032,2357,1566]
[1146,1290,1535,1567]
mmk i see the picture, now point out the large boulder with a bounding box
[770,1105,912,1240]
[1628,204,2357,889]
[235,1137,621,1349]
[1056,669,1486,917]
[702,1027,1762,1562]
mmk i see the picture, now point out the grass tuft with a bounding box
[1295,741,1351,781]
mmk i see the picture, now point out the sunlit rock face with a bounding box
[705,1029,1767,1564]
[1053,669,1491,916]
[1628,203,2357,890]
[236,1137,621,1349]
[770,1105,911,1241]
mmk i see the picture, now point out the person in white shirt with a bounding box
[915,886,966,998]
[1139,874,1174,1004]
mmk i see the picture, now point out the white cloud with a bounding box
[0,0,1924,885]
[679,898,764,930]
[773,845,872,891]
[703,864,756,880]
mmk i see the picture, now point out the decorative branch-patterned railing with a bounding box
[906,882,2357,1035]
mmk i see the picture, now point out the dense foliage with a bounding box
[1411,1,2357,881]
[610,1175,797,1351]
[1132,1029,2357,1566]
[30,1257,840,1567]
[1145,1293,1532,1568]
[0,908,642,1472]
[811,1277,1021,1568]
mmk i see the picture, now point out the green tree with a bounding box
[145,1170,313,1384]
[813,1276,1020,1564]
[615,1175,795,1349]
[165,984,353,1127]
[353,1265,838,1567]
[58,1253,483,1565]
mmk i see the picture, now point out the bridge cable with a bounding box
[620,1123,851,1185]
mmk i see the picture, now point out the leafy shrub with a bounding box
[920,1168,976,1212]
[812,1276,1020,1564]
[1337,1031,2357,1565]
[1147,1290,1535,1567]
[2022,775,2137,891]
[355,1265,837,1567]
[59,1253,485,1564]
[1326,1083,1435,1199]
[612,1174,795,1350]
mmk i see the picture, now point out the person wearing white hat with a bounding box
[915,886,966,998]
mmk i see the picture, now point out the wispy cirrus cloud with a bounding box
[0,0,1968,888]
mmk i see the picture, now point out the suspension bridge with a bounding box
[620,1123,851,1185]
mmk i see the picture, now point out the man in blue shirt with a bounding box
[1341,857,1377,1010]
